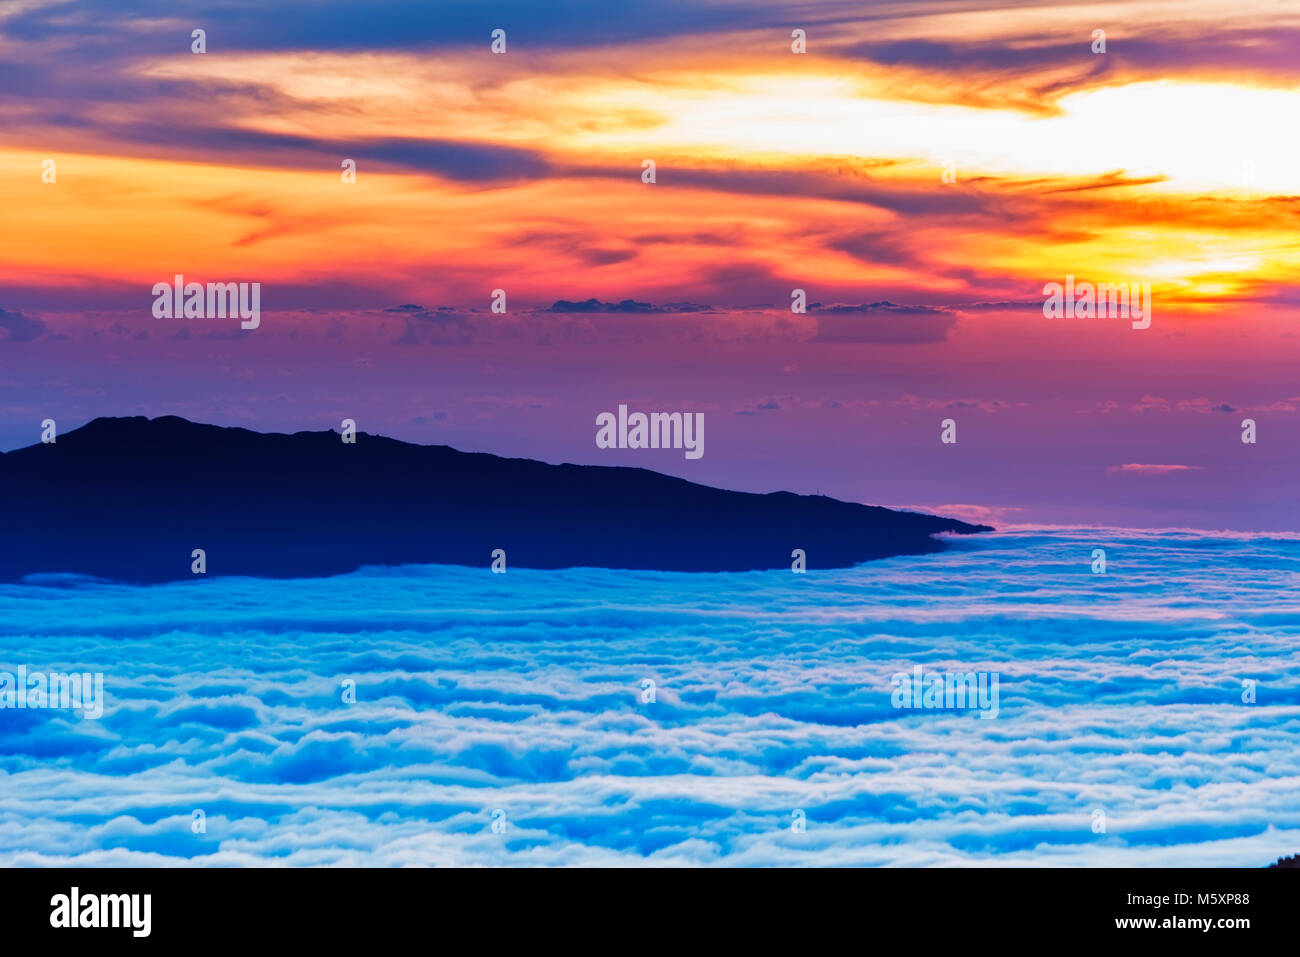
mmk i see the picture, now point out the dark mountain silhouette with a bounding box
[1268,853,1300,868]
[0,416,991,583]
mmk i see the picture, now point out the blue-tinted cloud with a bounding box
[1,528,1298,865]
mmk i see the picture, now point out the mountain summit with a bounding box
[0,416,991,582]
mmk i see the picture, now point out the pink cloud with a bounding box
[1109,464,1203,475]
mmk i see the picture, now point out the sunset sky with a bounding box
[1,0,1297,530]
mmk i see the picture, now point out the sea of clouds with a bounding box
[1,528,1298,866]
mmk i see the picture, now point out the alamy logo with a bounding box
[50,887,151,937]
[890,665,999,719]
[152,274,261,329]
[1042,275,1150,329]
[596,404,704,459]
[0,667,103,719]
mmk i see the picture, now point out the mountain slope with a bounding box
[0,416,992,582]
